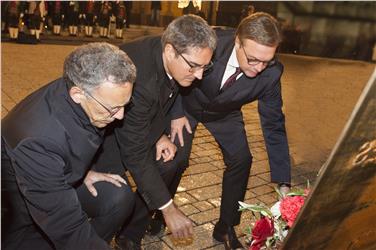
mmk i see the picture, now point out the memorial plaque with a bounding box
[282,70,376,250]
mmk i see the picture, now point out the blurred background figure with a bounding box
[150,1,161,26]
[83,0,96,37]
[98,1,112,38]
[240,4,255,20]
[67,1,79,36]
[124,1,132,28]
[51,1,62,35]
[114,1,126,39]
[28,1,42,41]
[6,1,21,40]
[194,6,206,19]
[1,1,7,33]
[38,0,47,35]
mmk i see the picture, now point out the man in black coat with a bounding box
[1,43,136,250]
[166,12,292,249]
[93,15,217,249]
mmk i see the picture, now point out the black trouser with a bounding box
[1,147,135,250]
[168,111,253,227]
[119,149,190,242]
[94,130,191,242]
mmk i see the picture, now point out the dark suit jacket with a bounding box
[172,29,291,183]
[1,79,110,250]
[113,36,178,209]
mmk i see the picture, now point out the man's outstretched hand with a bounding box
[161,202,194,239]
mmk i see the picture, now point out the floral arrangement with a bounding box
[239,183,310,250]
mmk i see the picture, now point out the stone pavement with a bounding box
[1,34,375,249]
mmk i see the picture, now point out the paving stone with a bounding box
[243,197,260,205]
[2,106,9,118]
[1,91,17,114]
[189,207,220,225]
[188,185,222,202]
[256,172,272,182]
[252,185,274,196]
[205,244,226,250]
[250,141,266,148]
[251,160,270,175]
[207,197,222,208]
[191,144,204,153]
[247,176,269,188]
[257,193,278,206]
[250,147,266,153]
[192,200,215,211]
[162,223,216,250]
[195,148,221,157]
[185,163,218,175]
[199,142,219,150]
[143,234,165,245]
[252,151,269,161]
[209,153,224,161]
[244,190,256,200]
[193,135,216,143]
[174,192,197,206]
[249,135,265,143]
[143,240,172,250]
[210,161,226,170]
[192,156,214,164]
[179,173,222,190]
[212,170,224,179]
[180,204,200,216]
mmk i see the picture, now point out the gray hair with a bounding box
[63,42,136,92]
[161,14,217,54]
[236,12,282,47]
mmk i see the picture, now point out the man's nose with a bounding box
[254,62,266,72]
[193,68,204,80]
[113,108,124,120]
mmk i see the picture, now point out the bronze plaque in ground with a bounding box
[282,70,376,250]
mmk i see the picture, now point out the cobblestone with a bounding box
[189,208,220,225]
[188,186,222,202]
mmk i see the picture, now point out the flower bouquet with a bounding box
[239,183,310,250]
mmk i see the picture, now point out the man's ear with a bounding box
[164,43,175,61]
[69,86,85,104]
[235,36,241,49]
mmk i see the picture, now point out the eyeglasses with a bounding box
[241,45,276,67]
[85,91,130,118]
[171,44,213,73]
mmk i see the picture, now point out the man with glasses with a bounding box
[162,12,292,249]
[93,15,217,249]
[1,43,137,250]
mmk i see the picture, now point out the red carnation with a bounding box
[280,196,305,227]
[249,217,274,250]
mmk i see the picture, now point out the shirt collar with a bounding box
[227,47,240,69]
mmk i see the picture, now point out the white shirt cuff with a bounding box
[159,199,173,210]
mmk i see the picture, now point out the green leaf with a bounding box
[275,186,283,199]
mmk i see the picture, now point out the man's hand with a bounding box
[162,202,193,239]
[84,170,127,197]
[156,134,177,162]
[170,116,192,147]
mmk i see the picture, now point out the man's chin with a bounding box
[92,120,112,128]
[178,81,193,87]
[245,71,258,78]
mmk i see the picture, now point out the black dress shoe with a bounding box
[213,222,244,250]
[115,235,141,250]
